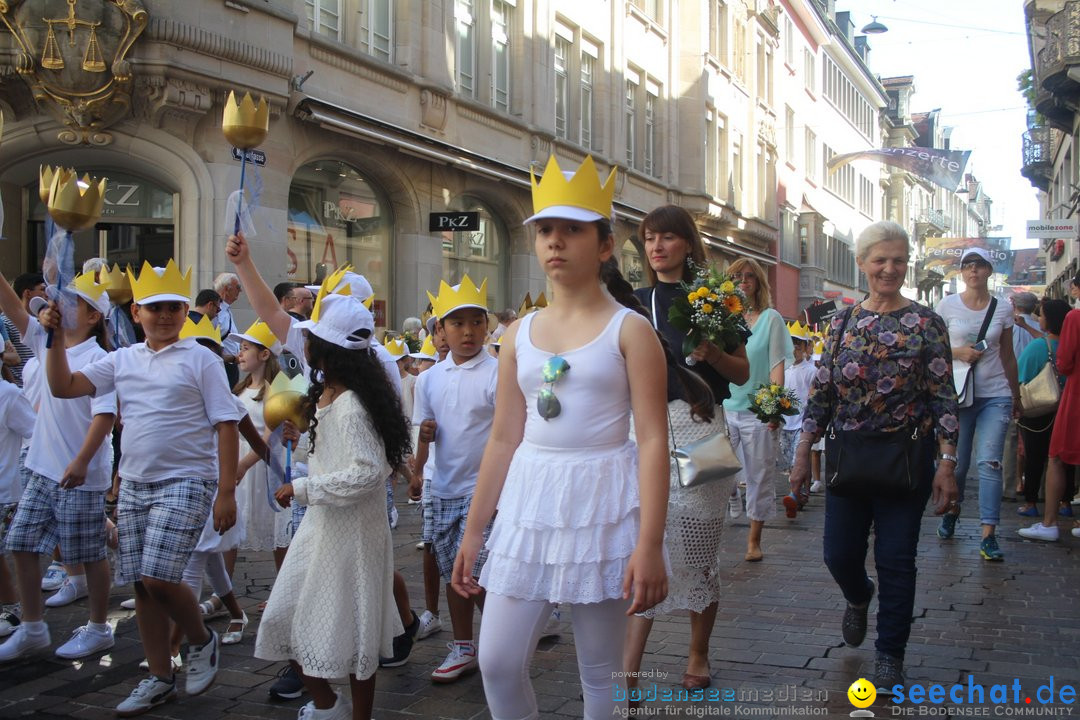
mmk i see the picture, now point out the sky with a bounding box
[837,0,1040,250]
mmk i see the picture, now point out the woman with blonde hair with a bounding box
[723,258,793,562]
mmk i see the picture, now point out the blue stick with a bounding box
[285,439,292,486]
[233,152,248,235]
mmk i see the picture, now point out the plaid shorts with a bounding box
[430,495,489,582]
[116,477,215,585]
[0,504,18,554]
[4,472,106,563]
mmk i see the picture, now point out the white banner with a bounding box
[1026,219,1077,239]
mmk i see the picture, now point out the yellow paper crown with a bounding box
[415,335,437,358]
[518,291,548,316]
[239,320,279,350]
[222,91,270,150]
[72,270,109,300]
[99,263,132,303]
[787,320,811,340]
[180,315,222,345]
[813,339,825,356]
[127,260,192,304]
[427,274,488,320]
[530,155,616,220]
[383,337,407,357]
[310,264,353,322]
[48,171,107,232]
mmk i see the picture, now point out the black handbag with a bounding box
[822,307,929,498]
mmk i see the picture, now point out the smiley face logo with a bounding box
[848,678,877,708]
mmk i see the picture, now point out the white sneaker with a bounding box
[0,624,51,662]
[185,629,219,695]
[115,676,177,717]
[415,540,425,550]
[810,480,823,493]
[389,505,399,529]
[120,597,136,610]
[1072,527,1080,538]
[0,608,20,638]
[728,488,743,519]
[297,691,353,720]
[41,562,66,592]
[416,610,442,640]
[1018,523,1059,542]
[431,642,478,683]
[540,607,561,639]
[138,653,182,672]
[45,578,88,607]
[55,624,114,659]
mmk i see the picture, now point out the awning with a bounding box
[702,236,777,266]
[293,97,651,220]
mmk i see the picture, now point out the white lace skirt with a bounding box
[641,400,733,618]
[480,440,640,604]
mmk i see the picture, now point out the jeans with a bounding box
[823,443,933,660]
[955,396,1012,527]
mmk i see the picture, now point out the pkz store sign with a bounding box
[30,172,173,221]
[429,212,479,232]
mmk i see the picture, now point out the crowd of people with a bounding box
[0,155,1076,719]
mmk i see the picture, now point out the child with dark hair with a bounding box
[255,293,411,720]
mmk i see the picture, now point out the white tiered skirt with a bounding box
[480,440,640,605]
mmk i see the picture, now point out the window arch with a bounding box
[441,197,506,311]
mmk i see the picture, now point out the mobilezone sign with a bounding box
[1027,219,1078,239]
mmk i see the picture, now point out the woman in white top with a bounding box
[934,248,1020,561]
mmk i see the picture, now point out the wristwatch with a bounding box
[939,453,958,465]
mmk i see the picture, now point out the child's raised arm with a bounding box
[224,233,293,344]
[451,320,526,598]
[40,303,98,399]
[620,312,670,615]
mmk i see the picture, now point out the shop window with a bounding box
[288,161,392,326]
[441,198,505,311]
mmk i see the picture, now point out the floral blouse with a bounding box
[802,302,959,444]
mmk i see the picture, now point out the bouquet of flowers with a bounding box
[748,383,801,426]
[667,262,750,356]
[400,331,422,353]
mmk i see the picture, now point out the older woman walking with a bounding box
[790,221,959,689]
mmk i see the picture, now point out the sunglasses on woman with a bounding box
[537,355,570,420]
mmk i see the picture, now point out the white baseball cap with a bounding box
[295,294,374,351]
[960,247,993,266]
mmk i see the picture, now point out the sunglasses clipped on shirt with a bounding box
[537,355,570,420]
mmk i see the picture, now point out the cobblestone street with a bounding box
[2,479,1078,719]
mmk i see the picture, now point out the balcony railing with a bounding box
[918,209,946,231]
[1022,126,1053,191]
[1035,0,1080,128]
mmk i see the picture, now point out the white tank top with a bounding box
[516,308,634,449]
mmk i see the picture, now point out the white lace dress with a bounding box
[236,386,275,552]
[640,400,733,618]
[254,391,402,680]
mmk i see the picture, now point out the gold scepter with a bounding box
[222,91,269,235]
[263,374,311,509]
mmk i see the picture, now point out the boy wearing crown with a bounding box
[411,275,497,683]
[40,261,241,716]
[0,269,117,663]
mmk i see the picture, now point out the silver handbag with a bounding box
[672,430,743,488]
[1020,353,1060,418]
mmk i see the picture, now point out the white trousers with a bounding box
[181,551,233,601]
[478,594,629,720]
[727,409,778,522]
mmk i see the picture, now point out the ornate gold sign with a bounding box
[0,0,148,145]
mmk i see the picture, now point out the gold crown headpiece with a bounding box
[517,291,548,316]
[99,263,132,304]
[264,373,311,432]
[529,155,616,222]
[427,274,488,320]
[180,315,222,345]
[813,339,825,356]
[309,264,376,322]
[39,165,73,204]
[70,271,111,313]
[787,320,811,340]
[222,91,270,150]
[234,320,281,354]
[45,169,107,232]
[127,260,192,304]
[412,335,437,359]
[383,336,408,357]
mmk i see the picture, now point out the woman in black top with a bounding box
[624,206,750,692]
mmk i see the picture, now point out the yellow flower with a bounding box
[770,384,780,393]
[723,295,742,314]
[696,287,709,299]
[687,292,697,303]
[720,281,734,294]
[779,398,791,409]
[708,293,719,302]
[701,303,714,314]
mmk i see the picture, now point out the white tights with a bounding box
[478,594,629,720]
[181,551,233,601]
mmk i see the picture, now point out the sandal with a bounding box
[221,611,249,645]
[198,594,229,620]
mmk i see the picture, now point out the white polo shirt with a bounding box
[412,351,497,499]
[23,319,116,491]
[284,317,403,398]
[0,382,35,503]
[79,338,242,483]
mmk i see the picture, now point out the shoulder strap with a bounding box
[976,297,997,343]
[649,288,659,331]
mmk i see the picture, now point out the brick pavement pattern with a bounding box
[1,478,1078,718]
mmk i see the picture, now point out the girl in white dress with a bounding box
[452,156,670,719]
[255,293,412,720]
[228,321,281,557]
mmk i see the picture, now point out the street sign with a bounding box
[429,211,480,232]
[231,147,267,166]
[1026,219,1077,239]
